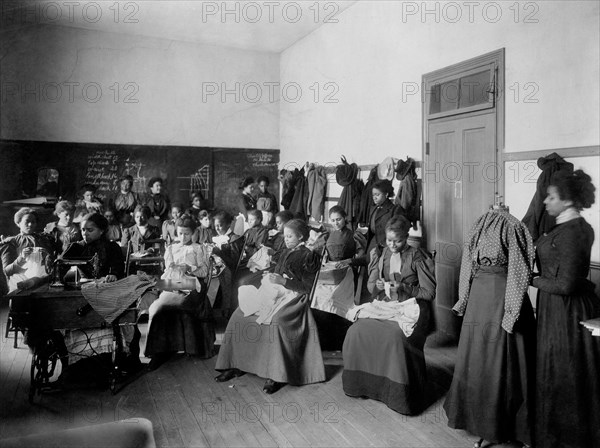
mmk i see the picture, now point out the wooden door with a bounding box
[425,112,497,341]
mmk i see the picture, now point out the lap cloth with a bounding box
[216,293,325,386]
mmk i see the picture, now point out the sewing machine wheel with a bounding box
[29,334,63,403]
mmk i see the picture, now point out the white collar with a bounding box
[556,207,580,224]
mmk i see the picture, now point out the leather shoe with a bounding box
[263,379,285,394]
[215,368,244,382]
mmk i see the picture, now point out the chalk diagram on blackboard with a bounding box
[177,165,210,199]
[123,159,147,194]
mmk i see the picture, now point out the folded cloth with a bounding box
[81,274,156,324]
[238,276,297,324]
[347,298,420,337]
[246,246,271,272]
[311,268,356,320]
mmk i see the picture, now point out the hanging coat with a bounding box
[336,157,363,227]
[522,153,573,241]
[289,168,309,220]
[394,158,420,230]
[306,164,328,222]
[357,166,379,225]
[279,169,296,210]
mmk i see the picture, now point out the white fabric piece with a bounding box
[347,298,420,337]
[237,276,297,324]
[246,246,271,272]
[311,268,356,320]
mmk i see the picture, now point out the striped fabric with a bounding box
[81,274,156,324]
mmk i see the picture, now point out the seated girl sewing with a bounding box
[63,213,143,373]
[342,215,435,415]
[263,210,294,266]
[1,208,54,293]
[121,205,161,254]
[161,202,183,243]
[215,219,325,394]
[194,210,213,244]
[210,211,244,314]
[145,216,214,370]
[311,205,366,349]
[44,200,82,255]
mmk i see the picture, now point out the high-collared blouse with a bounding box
[453,209,535,333]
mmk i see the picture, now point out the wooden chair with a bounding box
[125,238,166,277]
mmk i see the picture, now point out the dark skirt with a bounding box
[144,289,215,358]
[536,287,600,448]
[342,301,431,415]
[215,293,326,386]
[443,266,535,445]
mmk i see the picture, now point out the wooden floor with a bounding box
[0,302,520,448]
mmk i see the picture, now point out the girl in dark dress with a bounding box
[312,206,365,350]
[145,177,170,227]
[237,176,257,218]
[256,175,279,227]
[195,210,213,244]
[362,180,405,264]
[44,200,82,255]
[264,210,294,266]
[110,175,139,228]
[121,205,161,254]
[533,170,600,448]
[215,219,325,394]
[161,203,183,243]
[66,213,140,371]
[210,211,244,314]
[342,216,435,415]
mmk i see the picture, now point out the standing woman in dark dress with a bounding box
[533,169,600,448]
[145,177,170,227]
[238,177,257,218]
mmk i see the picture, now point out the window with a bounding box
[426,64,496,119]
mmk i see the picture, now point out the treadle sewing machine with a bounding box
[7,256,139,403]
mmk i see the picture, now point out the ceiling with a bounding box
[6,0,357,53]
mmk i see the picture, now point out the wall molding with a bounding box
[502,145,599,162]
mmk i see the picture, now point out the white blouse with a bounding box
[163,242,210,279]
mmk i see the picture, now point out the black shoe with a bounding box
[215,368,245,382]
[262,379,285,394]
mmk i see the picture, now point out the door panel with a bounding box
[425,112,496,341]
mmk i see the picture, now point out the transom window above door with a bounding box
[426,63,496,119]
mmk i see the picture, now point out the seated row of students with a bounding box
[3,182,431,410]
[73,177,208,230]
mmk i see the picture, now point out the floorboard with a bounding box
[1,301,525,447]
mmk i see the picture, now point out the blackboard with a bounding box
[212,148,280,216]
[0,141,279,218]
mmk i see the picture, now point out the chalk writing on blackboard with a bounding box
[177,165,210,199]
[246,152,278,168]
[123,159,147,193]
[84,150,120,199]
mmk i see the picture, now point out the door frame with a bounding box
[421,48,505,250]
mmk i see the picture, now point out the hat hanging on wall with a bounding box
[377,157,398,181]
[395,157,415,180]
